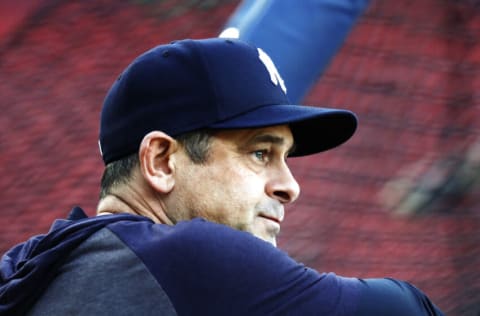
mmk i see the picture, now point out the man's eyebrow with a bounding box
[247,134,296,155]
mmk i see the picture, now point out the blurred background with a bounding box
[1,0,479,314]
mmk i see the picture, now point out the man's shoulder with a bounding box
[105,218,332,315]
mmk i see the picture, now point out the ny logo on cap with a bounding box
[219,28,287,94]
[257,48,287,94]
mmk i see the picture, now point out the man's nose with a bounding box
[266,162,300,204]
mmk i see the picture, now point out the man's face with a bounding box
[168,125,300,247]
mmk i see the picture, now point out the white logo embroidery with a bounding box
[257,48,287,94]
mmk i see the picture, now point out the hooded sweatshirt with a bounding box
[0,207,444,316]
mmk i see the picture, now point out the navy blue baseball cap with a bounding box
[99,38,357,165]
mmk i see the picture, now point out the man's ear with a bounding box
[138,131,178,194]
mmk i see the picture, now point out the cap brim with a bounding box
[209,104,357,156]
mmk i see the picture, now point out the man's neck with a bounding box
[97,191,174,225]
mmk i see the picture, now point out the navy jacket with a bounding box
[0,207,444,315]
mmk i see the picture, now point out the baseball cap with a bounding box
[99,38,357,165]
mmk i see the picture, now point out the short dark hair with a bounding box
[99,129,213,199]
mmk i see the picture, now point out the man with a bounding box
[0,38,443,315]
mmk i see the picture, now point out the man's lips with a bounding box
[259,213,281,224]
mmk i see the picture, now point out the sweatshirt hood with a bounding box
[0,207,148,316]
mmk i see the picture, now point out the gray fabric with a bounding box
[26,228,177,316]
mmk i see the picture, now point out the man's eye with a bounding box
[253,150,268,162]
